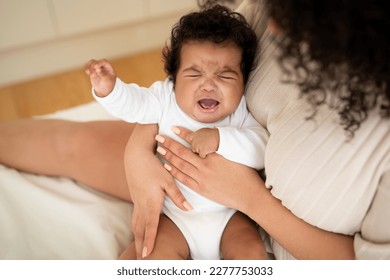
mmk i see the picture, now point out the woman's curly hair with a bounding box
[267,0,390,134]
[201,0,390,134]
[163,4,258,85]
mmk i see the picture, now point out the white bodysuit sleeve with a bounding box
[354,168,390,259]
[93,78,163,124]
[217,112,268,170]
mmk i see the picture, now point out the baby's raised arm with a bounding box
[85,59,117,97]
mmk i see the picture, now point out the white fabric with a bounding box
[94,78,268,259]
[0,102,133,259]
[162,204,236,260]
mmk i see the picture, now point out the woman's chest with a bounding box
[246,38,390,234]
[264,100,390,234]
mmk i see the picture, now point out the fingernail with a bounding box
[142,247,148,259]
[163,163,172,171]
[156,146,166,155]
[171,126,180,134]
[155,135,165,143]
[183,201,193,211]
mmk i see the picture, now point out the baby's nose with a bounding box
[200,77,217,92]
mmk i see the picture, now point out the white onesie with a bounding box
[94,78,267,259]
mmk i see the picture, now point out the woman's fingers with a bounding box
[171,126,194,143]
[155,135,200,176]
[131,202,160,259]
[163,177,193,211]
[163,162,200,193]
[141,211,160,259]
[131,207,144,259]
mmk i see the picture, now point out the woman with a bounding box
[1,0,389,259]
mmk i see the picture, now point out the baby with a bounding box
[86,5,268,260]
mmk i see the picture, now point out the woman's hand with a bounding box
[155,126,264,212]
[156,126,355,259]
[124,124,191,259]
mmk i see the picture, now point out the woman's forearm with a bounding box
[244,180,355,259]
[124,123,157,202]
[123,123,170,258]
[126,123,158,155]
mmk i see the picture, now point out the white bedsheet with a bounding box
[0,102,133,259]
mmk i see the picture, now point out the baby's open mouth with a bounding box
[198,99,219,110]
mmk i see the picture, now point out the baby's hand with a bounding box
[85,59,116,97]
[190,128,220,158]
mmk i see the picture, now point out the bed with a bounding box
[0,102,133,259]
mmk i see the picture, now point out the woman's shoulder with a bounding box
[236,0,269,39]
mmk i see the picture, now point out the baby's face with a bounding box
[175,40,245,123]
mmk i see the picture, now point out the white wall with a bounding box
[0,0,197,86]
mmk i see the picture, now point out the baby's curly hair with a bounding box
[201,0,390,134]
[162,4,258,85]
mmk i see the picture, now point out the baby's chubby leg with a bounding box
[120,214,190,260]
[220,212,267,260]
[118,242,137,260]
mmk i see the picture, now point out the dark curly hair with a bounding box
[201,0,390,135]
[267,0,390,135]
[162,4,258,85]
